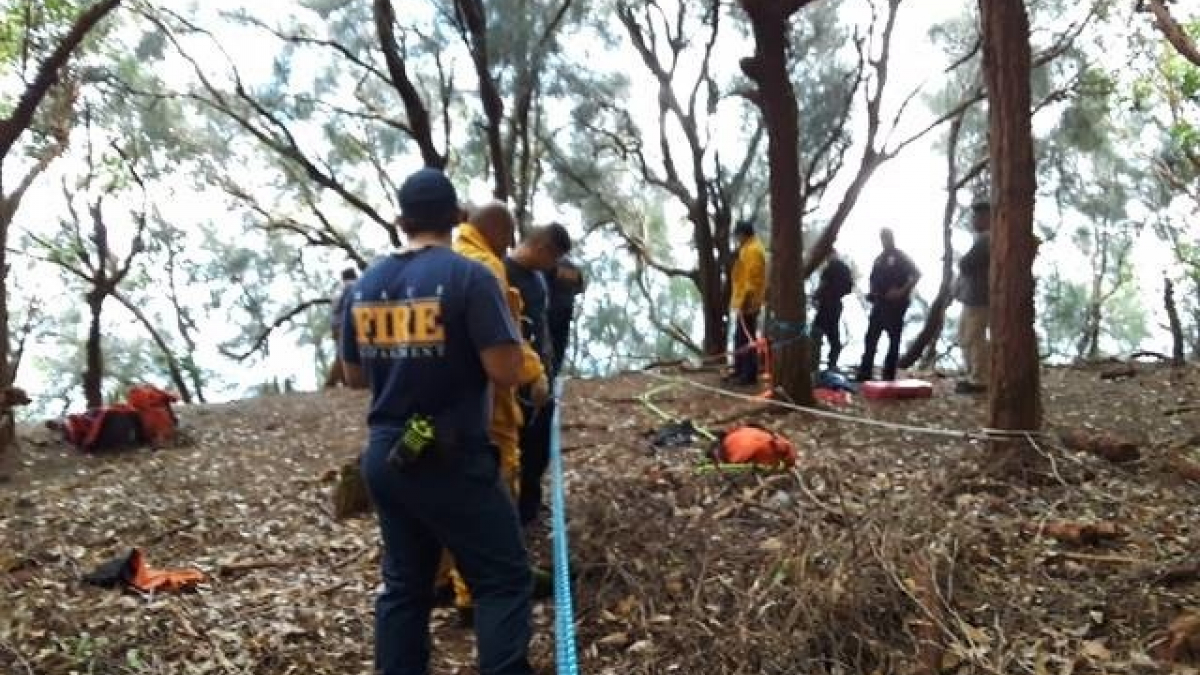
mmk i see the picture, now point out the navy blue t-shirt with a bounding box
[503,257,551,368]
[341,246,519,440]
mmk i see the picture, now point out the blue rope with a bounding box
[549,379,581,674]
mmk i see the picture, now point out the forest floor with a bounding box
[1,363,1199,675]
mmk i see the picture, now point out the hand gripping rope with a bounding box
[549,379,581,674]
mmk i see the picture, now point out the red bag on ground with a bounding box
[814,387,852,406]
[60,404,143,452]
[860,379,933,400]
[126,385,179,445]
[717,426,797,467]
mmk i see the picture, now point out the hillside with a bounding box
[1,364,1199,674]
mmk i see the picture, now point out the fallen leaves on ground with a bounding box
[0,364,1198,674]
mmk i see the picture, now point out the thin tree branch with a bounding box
[0,0,121,163]
[222,298,332,362]
[373,0,445,168]
[1146,0,1200,67]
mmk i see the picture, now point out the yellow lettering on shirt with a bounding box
[413,302,444,342]
[352,298,444,349]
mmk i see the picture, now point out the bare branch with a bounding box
[373,0,445,168]
[1146,0,1200,67]
[0,0,121,163]
[222,298,331,362]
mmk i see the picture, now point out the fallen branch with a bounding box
[1170,453,1200,483]
[1164,404,1199,417]
[1060,429,1140,463]
[1026,521,1127,546]
[1099,365,1137,381]
[215,559,294,575]
[1045,551,1145,565]
[1155,562,1200,586]
[1153,612,1200,664]
[1128,350,1174,362]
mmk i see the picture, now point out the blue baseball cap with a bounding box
[397,167,459,225]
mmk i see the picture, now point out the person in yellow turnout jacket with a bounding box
[447,201,548,617]
[728,220,767,385]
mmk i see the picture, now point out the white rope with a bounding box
[642,370,1047,442]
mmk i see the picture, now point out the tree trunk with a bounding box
[901,115,968,370]
[740,0,815,404]
[454,0,511,201]
[0,0,122,163]
[694,207,727,355]
[980,0,1042,473]
[1078,233,1107,361]
[0,0,122,464]
[373,0,444,170]
[0,231,11,463]
[1164,276,1185,365]
[83,292,105,409]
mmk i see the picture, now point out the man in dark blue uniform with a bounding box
[855,228,920,382]
[342,167,534,675]
[810,249,853,372]
[504,223,573,526]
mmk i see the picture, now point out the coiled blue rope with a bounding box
[549,379,580,674]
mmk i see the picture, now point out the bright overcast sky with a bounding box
[10,0,1183,408]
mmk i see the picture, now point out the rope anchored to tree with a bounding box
[642,370,1047,442]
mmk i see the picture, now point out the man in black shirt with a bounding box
[324,267,358,388]
[855,228,920,382]
[504,223,573,526]
[545,257,585,374]
[811,249,853,372]
[955,201,991,394]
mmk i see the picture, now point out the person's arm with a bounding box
[481,344,523,388]
[467,267,524,388]
[900,256,922,296]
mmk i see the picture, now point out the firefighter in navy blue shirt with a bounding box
[342,167,534,675]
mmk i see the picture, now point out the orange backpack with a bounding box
[716,426,797,467]
[126,385,179,445]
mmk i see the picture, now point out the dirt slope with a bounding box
[1,364,1198,674]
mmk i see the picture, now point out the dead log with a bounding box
[1165,404,1200,417]
[1170,454,1200,483]
[1153,612,1200,664]
[332,457,372,519]
[1156,563,1200,587]
[905,556,947,675]
[1060,429,1141,463]
[1027,521,1127,546]
[1099,365,1138,381]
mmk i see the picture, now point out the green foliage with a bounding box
[0,0,81,66]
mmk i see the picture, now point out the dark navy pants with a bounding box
[733,310,760,384]
[517,401,554,526]
[361,433,534,675]
[857,301,909,381]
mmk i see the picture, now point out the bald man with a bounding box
[448,202,548,619]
